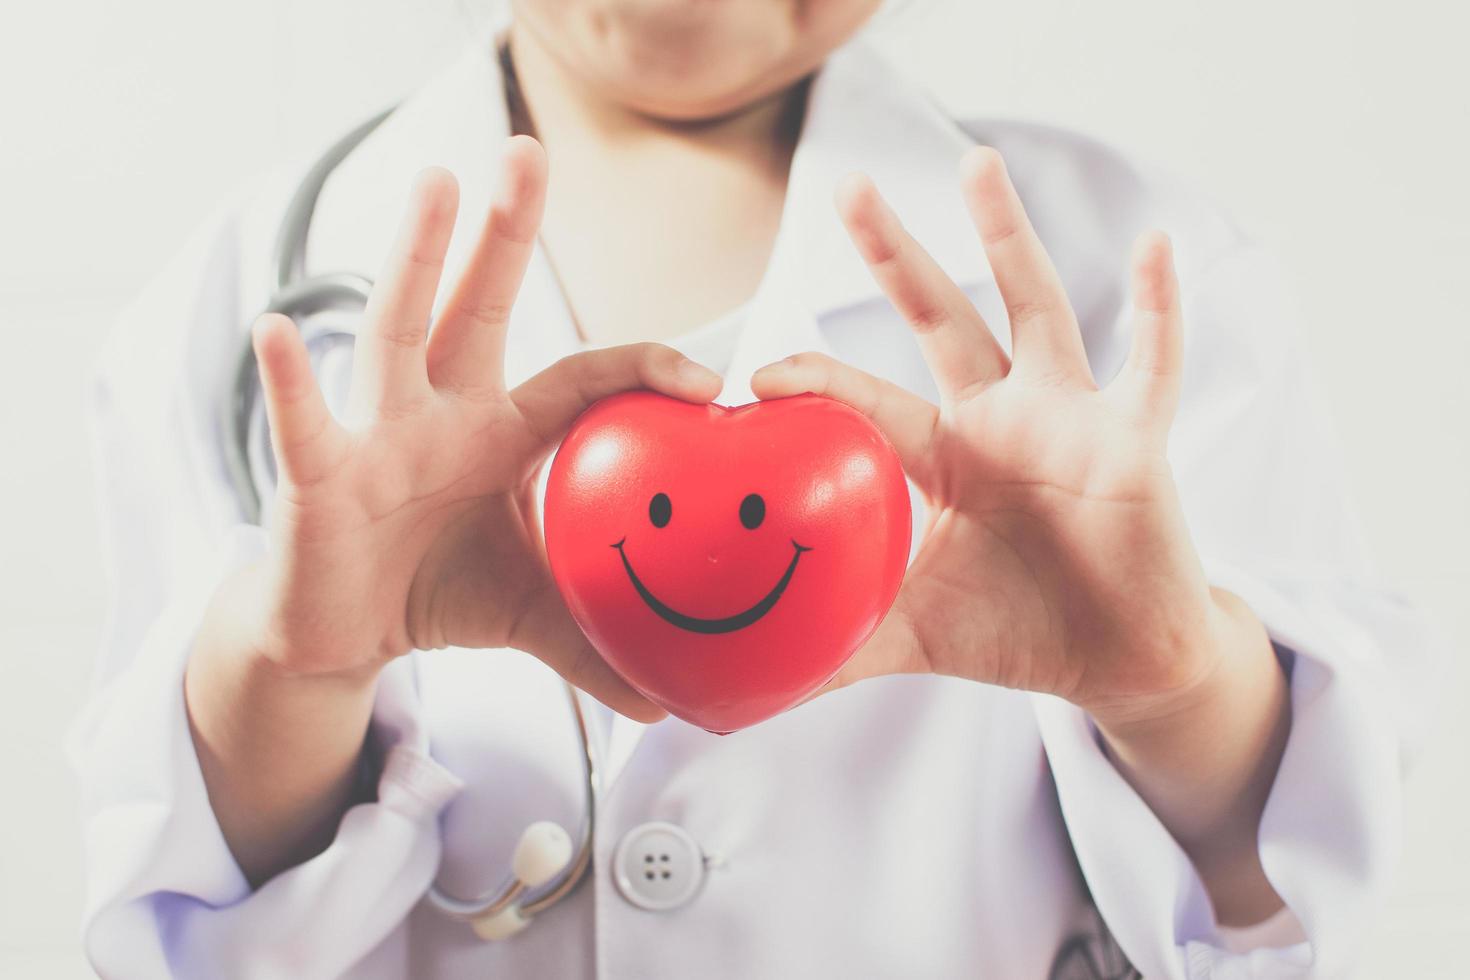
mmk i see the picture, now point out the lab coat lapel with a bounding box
[721,39,992,401]
[306,26,584,390]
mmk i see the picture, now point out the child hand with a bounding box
[246,137,720,720]
[752,148,1243,727]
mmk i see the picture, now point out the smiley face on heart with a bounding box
[544,391,911,733]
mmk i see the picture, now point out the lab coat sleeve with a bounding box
[1031,241,1448,979]
[67,187,464,979]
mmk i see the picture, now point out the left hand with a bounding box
[755,149,1291,925]
[751,147,1242,727]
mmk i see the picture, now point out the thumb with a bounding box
[511,342,721,452]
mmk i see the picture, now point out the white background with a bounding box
[1,0,1466,975]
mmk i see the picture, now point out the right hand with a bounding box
[243,136,719,720]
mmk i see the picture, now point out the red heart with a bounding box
[544,392,911,732]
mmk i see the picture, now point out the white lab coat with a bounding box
[70,21,1443,980]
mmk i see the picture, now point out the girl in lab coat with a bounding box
[72,1,1441,977]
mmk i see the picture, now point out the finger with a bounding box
[836,174,1009,399]
[750,351,941,489]
[1112,231,1184,427]
[427,135,548,398]
[351,167,459,419]
[252,314,348,486]
[959,147,1092,381]
[510,343,722,450]
[511,587,667,723]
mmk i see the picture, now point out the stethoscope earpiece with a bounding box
[467,821,575,941]
[511,821,575,889]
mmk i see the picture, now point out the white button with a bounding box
[612,821,705,911]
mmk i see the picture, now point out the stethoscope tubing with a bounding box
[221,103,391,526]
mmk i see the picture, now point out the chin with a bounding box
[515,0,881,121]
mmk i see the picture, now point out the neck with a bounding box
[497,19,813,347]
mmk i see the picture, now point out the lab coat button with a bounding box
[612,821,705,911]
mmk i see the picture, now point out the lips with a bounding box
[612,538,812,635]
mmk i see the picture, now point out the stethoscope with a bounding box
[218,99,602,942]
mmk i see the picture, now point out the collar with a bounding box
[779,37,992,318]
[306,29,514,301]
[307,22,990,328]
